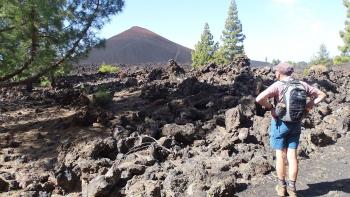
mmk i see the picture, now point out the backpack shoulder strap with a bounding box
[298,80,306,89]
[291,80,306,90]
[279,80,291,103]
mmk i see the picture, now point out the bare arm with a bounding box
[256,83,279,118]
[306,89,327,110]
[256,91,274,110]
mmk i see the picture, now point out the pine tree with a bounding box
[213,48,226,65]
[0,0,125,87]
[317,44,330,61]
[272,59,281,65]
[220,0,245,63]
[310,44,331,66]
[335,0,350,64]
[339,0,350,55]
[191,23,218,68]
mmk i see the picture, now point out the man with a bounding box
[255,63,326,197]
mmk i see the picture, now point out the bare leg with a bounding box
[276,148,287,180]
[287,148,298,182]
[275,149,288,196]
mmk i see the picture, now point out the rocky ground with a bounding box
[239,134,350,197]
[0,57,349,197]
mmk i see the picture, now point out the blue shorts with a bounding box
[270,119,301,150]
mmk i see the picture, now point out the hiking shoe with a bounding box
[286,187,298,197]
[275,184,286,196]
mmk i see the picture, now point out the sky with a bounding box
[99,0,347,62]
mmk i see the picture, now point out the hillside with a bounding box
[79,26,192,65]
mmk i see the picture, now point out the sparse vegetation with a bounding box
[39,77,51,87]
[271,59,281,66]
[303,44,332,76]
[93,88,114,105]
[304,64,329,76]
[333,55,350,65]
[98,64,120,74]
[309,44,332,66]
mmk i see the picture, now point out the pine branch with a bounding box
[0,7,38,82]
[0,0,101,87]
[0,56,35,82]
[0,21,27,33]
[0,26,15,33]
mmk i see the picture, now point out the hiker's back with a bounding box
[279,80,307,122]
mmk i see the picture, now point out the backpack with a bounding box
[279,80,307,122]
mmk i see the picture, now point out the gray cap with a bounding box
[274,62,294,75]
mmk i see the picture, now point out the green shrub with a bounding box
[304,64,329,76]
[93,88,113,105]
[39,76,51,87]
[333,55,350,65]
[98,63,120,74]
[303,67,310,76]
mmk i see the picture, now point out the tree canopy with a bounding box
[0,0,124,87]
[339,0,350,55]
[220,0,245,63]
[334,0,350,65]
[191,23,218,68]
[271,59,281,66]
[310,44,332,66]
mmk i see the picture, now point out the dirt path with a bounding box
[237,134,350,197]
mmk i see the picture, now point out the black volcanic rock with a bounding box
[80,26,192,65]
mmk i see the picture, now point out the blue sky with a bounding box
[100,0,346,62]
